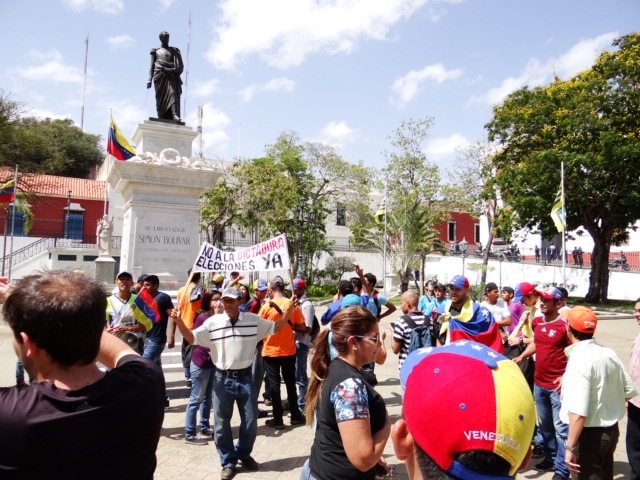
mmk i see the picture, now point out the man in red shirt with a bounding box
[514,287,571,480]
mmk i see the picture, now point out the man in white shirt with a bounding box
[481,282,512,329]
[561,306,637,480]
[173,287,296,480]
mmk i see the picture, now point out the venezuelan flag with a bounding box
[107,117,136,161]
[131,289,160,331]
[444,302,504,353]
[0,179,16,203]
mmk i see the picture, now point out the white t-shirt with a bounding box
[480,299,510,324]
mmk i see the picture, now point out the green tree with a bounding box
[354,117,448,292]
[0,92,104,178]
[200,131,372,279]
[448,141,502,284]
[322,256,356,282]
[485,33,640,302]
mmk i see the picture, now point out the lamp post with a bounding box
[64,190,71,239]
[459,237,468,276]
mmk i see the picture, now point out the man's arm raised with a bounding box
[171,309,195,344]
[97,329,139,369]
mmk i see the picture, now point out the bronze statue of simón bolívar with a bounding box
[147,31,183,122]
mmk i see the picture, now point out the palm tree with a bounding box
[353,202,445,293]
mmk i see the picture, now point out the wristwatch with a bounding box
[564,440,577,452]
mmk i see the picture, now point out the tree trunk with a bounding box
[584,224,613,303]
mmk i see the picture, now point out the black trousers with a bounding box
[576,423,619,480]
[628,403,640,480]
[264,354,301,422]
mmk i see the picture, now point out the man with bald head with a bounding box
[392,290,427,369]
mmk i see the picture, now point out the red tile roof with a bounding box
[0,172,105,200]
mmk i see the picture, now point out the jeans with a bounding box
[534,384,569,478]
[185,362,216,436]
[142,338,165,367]
[300,459,319,480]
[264,354,302,422]
[627,403,640,480]
[295,342,309,408]
[16,360,25,384]
[213,370,258,468]
[143,338,167,399]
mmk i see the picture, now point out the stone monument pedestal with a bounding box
[107,119,221,284]
[95,255,116,286]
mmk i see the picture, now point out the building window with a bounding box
[58,254,77,261]
[336,204,346,226]
[448,222,456,242]
[475,224,480,244]
[83,255,98,262]
[64,203,85,240]
[7,210,25,236]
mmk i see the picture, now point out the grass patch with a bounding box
[568,297,636,310]
[308,295,335,303]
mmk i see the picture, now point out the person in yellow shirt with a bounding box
[259,276,307,429]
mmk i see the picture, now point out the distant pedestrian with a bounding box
[535,245,541,262]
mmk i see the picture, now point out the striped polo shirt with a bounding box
[392,311,427,368]
[191,311,275,370]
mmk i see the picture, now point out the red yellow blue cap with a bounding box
[400,341,535,479]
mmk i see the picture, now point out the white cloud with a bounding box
[185,103,232,155]
[425,134,470,162]
[318,121,359,149]
[207,0,432,70]
[470,32,617,106]
[63,0,124,15]
[390,63,463,106]
[106,34,135,50]
[23,108,72,121]
[192,79,222,98]
[158,0,176,10]
[238,77,295,102]
[8,49,85,84]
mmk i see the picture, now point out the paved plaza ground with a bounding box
[0,305,636,479]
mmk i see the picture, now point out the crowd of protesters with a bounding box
[1,266,639,480]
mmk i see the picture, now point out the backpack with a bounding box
[402,314,433,353]
[189,284,205,303]
[302,298,321,342]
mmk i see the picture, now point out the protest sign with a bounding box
[192,234,290,272]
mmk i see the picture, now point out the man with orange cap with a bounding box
[561,306,636,479]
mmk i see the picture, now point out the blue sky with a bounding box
[2,0,638,171]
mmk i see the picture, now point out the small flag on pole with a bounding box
[107,117,136,161]
[550,187,566,232]
[375,197,386,225]
[0,179,16,203]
